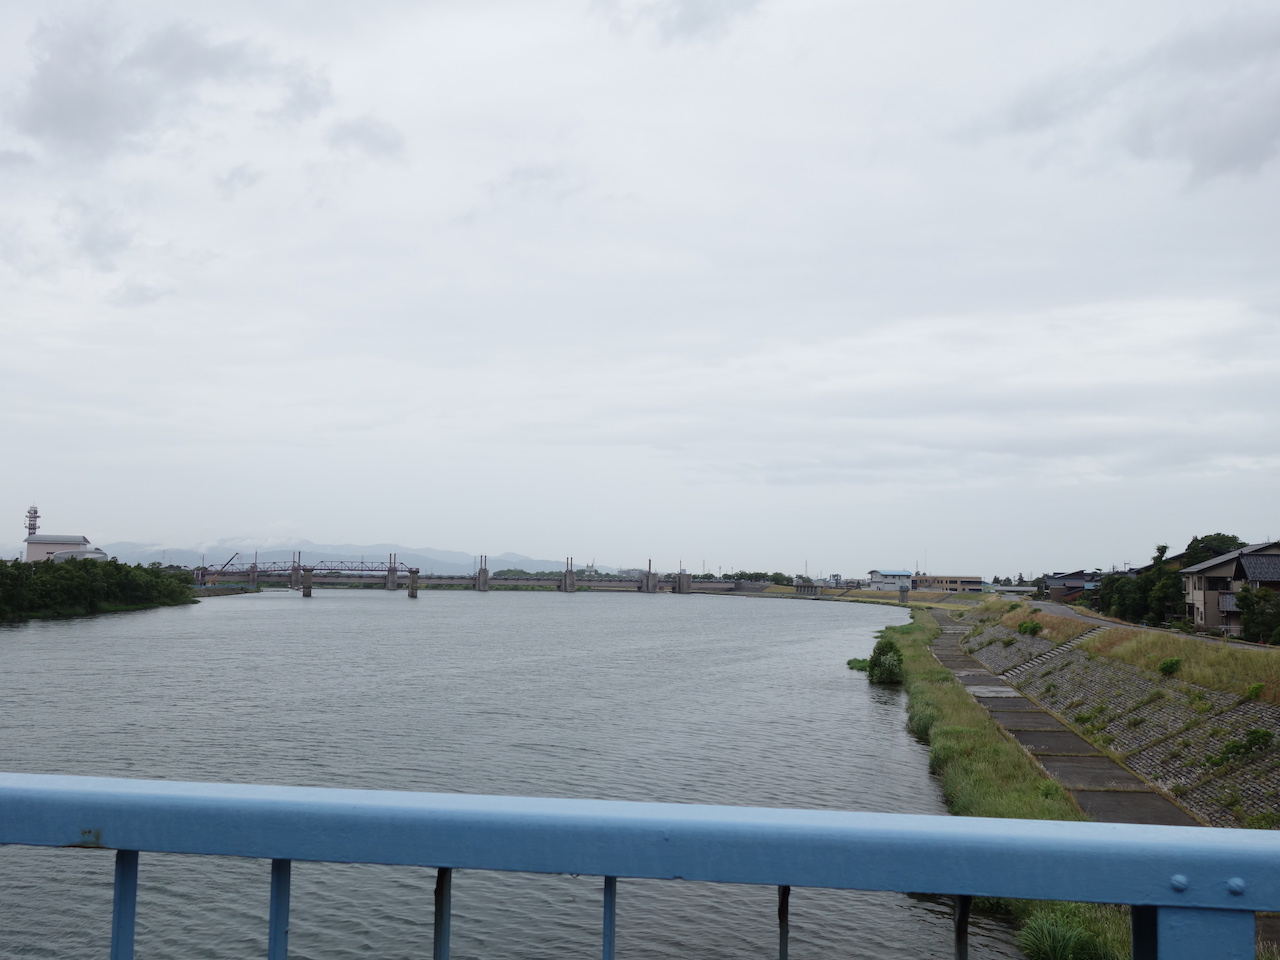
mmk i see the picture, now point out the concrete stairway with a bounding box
[1001,625,1108,680]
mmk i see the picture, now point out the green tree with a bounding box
[1237,586,1280,645]
[1182,533,1247,568]
[1093,544,1189,624]
[0,557,190,621]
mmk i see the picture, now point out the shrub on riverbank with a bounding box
[0,558,192,620]
[868,637,904,683]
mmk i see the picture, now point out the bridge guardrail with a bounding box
[1,772,1274,959]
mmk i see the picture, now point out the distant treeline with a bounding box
[0,558,193,620]
[727,571,795,585]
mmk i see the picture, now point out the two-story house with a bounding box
[1182,542,1280,635]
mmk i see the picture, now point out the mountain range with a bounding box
[3,537,612,575]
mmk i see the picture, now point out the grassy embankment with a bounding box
[885,607,1133,959]
[1083,628,1280,706]
[997,603,1097,644]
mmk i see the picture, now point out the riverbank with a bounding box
[903,599,1280,958]
[190,585,259,598]
[958,599,1280,828]
[880,608,1133,959]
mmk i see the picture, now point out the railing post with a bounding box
[110,850,139,960]
[602,876,617,960]
[268,859,291,960]
[1154,906,1254,960]
[952,894,971,960]
[1132,904,1157,960]
[433,867,452,960]
[778,885,790,960]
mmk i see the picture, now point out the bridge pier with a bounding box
[560,557,576,593]
[301,567,313,598]
[639,560,659,593]
[674,573,693,594]
[385,554,398,591]
[408,568,419,598]
[290,563,301,590]
[476,557,489,592]
[248,563,258,588]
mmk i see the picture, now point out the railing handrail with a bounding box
[2,772,1277,911]
[3,772,1275,959]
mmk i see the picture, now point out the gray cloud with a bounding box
[596,0,762,42]
[57,198,133,271]
[267,65,334,123]
[6,17,331,160]
[326,116,405,158]
[487,162,587,204]
[215,162,264,199]
[992,9,1280,179]
[0,149,35,167]
[108,280,167,307]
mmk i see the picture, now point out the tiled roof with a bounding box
[1241,554,1280,582]
[1219,594,1239,613]
[1182,542,1280,574]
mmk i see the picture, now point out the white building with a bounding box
[21,504,107,562]
[867,569,913,591]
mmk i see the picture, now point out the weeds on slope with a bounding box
[1084,628,1280,706]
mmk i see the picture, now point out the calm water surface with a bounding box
[0,590,1020,959]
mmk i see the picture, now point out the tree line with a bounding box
[1090,533,1280,643]
[0,558,193,620]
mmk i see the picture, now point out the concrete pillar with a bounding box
[301,567,313,598]
[386,554,398,590]
[476,564,489,592]
[675,572,693,594]
[249,563,258,588]
[639,559,659,593]
[898,585,909,604]
[290,563,301,590]
[561,569,577,592]
[407,568,419,598]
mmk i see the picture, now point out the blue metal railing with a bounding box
[2,772,1277,959]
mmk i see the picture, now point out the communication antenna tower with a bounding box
[25,504,39,537]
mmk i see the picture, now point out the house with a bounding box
[1044,571,1103,603]
[913,575,983,593]
[1182,542,1280,635]
[867,569,913,591]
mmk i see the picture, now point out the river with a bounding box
[0,589,1020,959]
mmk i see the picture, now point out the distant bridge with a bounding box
[198,555,758,597]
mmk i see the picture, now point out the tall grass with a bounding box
[998,607,1095,645]
[1076,627,1280,955]
[893,611,1082,820]
[1083,628,1280,706]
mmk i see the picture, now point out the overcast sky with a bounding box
[2,0,1277,578]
